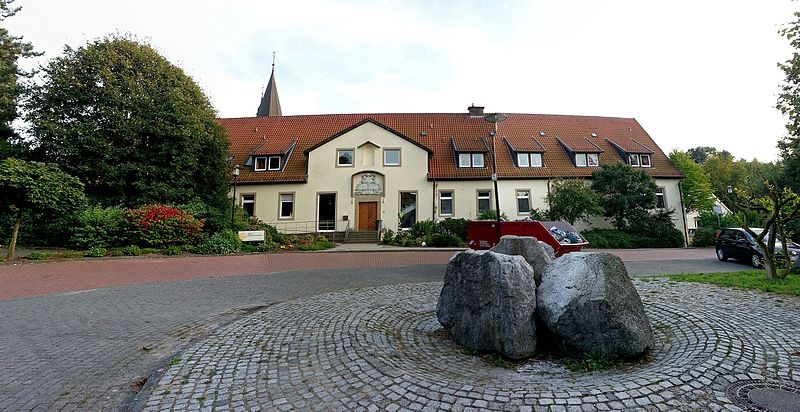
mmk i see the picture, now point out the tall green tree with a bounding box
[778,11,800,194]
[669,150,714,212]
[546,179,601,225]
[685,146,729,164]
[591,163,658,230]
[0,0,39,159]
[703,151,748,201]
[26,36,230,210]
[0,158,85,259]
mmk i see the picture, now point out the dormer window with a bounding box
[628,153,651,168]
[254,157,267,171]
[459,153,485,168]
[575,153,599,167]
[254,155,282,171]
[268,156,281,170]
[516,152,543,168]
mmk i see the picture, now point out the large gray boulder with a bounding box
[537,252,653,358]
[490,235,554,286]
[437,250,537,360]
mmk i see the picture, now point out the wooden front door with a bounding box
[358,202,378,231]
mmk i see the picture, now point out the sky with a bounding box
[6,0,797,162]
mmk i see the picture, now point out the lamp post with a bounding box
[484,113,507,242]
[231,165,240,229]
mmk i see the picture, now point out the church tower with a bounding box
[256,53,282,117]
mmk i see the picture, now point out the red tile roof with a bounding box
[556,137,604,153]
[218,113,682,183]
[504,136,546,152]
[605,137,654,154]
[452,137,489,152]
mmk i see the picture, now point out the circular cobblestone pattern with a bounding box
[145,279,800,411]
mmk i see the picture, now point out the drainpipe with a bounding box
[677,179,689,247]
[432,179,437,220]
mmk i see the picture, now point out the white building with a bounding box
[221,70,685,240]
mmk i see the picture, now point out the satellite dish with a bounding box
[484,113,507,123]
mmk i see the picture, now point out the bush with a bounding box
[162,245,182,256]
[122,245,141,256]
[296,241,335,251]
[582,229,635,249]
[410,220,439,239]
[256,240,278,252]
[429,233,463,247]
[197,230,241,255]
[691,226,718,247]
[626,209,685,248]
[382,229,396,244]
[70,206,129,249]
[24,251,48,260]
[126,205,204,247]
[84,246,107,257]
[478,209,508,221]
[439,218,468,241]
[176,199,236,234]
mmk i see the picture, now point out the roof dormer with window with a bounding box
[605,138,654,168]
[557,137,603,168]
[452,137,489,168]
[504,136,546,168]
[246,138,296,172]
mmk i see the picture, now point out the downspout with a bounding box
[432,178,437,220]
[677,179,689,247]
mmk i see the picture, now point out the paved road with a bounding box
[0,248,744,411]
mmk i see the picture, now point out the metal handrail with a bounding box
[344,220,351,242]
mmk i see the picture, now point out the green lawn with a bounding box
[662,271,800,297]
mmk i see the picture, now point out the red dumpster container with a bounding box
[467,220,588,257]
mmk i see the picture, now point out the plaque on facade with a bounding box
[354,174,382,196]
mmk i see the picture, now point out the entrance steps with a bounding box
[345,231,379,244]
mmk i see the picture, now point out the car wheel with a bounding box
[751,253,763,268]
[716,247,728,262]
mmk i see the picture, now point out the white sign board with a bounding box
[238,230,265,242]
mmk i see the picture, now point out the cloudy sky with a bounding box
[7,0,796,161]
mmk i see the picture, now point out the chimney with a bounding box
[468,104,485,117]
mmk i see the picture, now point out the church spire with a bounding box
[256,52,282,117]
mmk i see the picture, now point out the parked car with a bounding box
[715,227,800,268]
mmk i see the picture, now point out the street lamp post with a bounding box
[484,113,507,243]
[231,165,240,229]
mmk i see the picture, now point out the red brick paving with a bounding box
[0,248,715,301]
[0,251,455,301]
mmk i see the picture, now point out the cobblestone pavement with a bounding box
[146,279,800,411]
[0,265,445,411]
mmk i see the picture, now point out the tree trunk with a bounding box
[763,254,777,280]
[6,210,21,260]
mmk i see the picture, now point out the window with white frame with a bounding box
[516,152,543,168]
[279,193,294,219]
[575,153,599,167]
[337,149,354,166]
[268,156,281,170]
[655,187,666,209]
[640,154,652,167]
[383,148,401,166]
[516,189,531,214]
[629,153,640,167]
[472,153,485,167]
[477,190,491,214]
[241,194,255,217]
[458,152,485,167]
[254,157,268,171]
[439,191,453,216]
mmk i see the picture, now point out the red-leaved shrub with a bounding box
[126,205,204,247]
